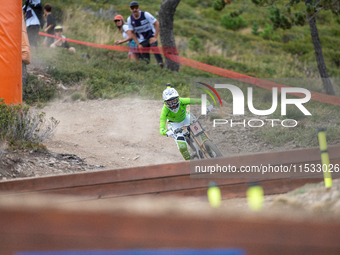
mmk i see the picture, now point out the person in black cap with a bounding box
[50,26,76,53]
[127,1,164,68]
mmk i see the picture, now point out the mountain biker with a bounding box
[159,84,213,160]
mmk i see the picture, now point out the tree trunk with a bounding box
[159,0,181,71]
[305,0,335,95]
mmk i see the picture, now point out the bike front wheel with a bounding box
[187,136,205,159]
[203,140,223,158]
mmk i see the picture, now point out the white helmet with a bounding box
[162,84,180,113]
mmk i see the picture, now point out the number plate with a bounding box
[190,122,203,136]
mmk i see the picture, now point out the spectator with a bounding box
[22,0,42,50]
[43,3,55,48]
[127,1,164,67]
[50,26,76,53]
[114,15,139,61]
[22,12,31,88]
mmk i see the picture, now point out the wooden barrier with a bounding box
[0,194,340,255]
[1,146,340,201]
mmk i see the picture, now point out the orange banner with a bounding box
[0,0,22,104]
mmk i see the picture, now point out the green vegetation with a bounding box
[23,74,58,105]
[0,99,59,150]
[221,13,248,30]
[71,92,86,101]
[21,0,340,148]
[251,22,260,35]
[213,0,340,95]
[188,35,203,52]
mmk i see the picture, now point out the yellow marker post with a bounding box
[207,182,221,208]
[317,128,332,188]
[247,183,264,211]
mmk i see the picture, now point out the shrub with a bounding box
[0,99,59,149]
[221,14,248,31]
[261,23,273,40]
[23,74,58,105]
[271,34,281,41]
[282,40,313,55]
[213,0,226,11]
[251,22,260,35]
[47,67,86,84]
[188,35,203,52]
[71,92,86,101]
[269,7,292,30]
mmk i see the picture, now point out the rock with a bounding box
[48,158,56,166]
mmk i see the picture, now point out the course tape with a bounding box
[164,53,340,107]
[39,32,178,54]
[39,32,340,107]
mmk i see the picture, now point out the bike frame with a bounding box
[186,120,212,159]
[171,113,221,160]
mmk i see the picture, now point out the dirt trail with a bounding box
[42,97,301,170]
[43,98,184,170]
[2,97,296,180]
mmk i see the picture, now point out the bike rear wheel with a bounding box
[203,140,223,158]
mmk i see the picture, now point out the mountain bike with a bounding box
[172,113,223,160]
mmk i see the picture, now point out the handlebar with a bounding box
[173,127,187,134]
[169,112,209,136]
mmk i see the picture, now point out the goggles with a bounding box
[55,29,62,32]
[165,98,179,108]
[130,6,139,10]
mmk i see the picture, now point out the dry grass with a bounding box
[204,40,223,56]
[62,7,121,45]
[239,27,252,35]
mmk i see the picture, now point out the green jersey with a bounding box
[159,98,201,135]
